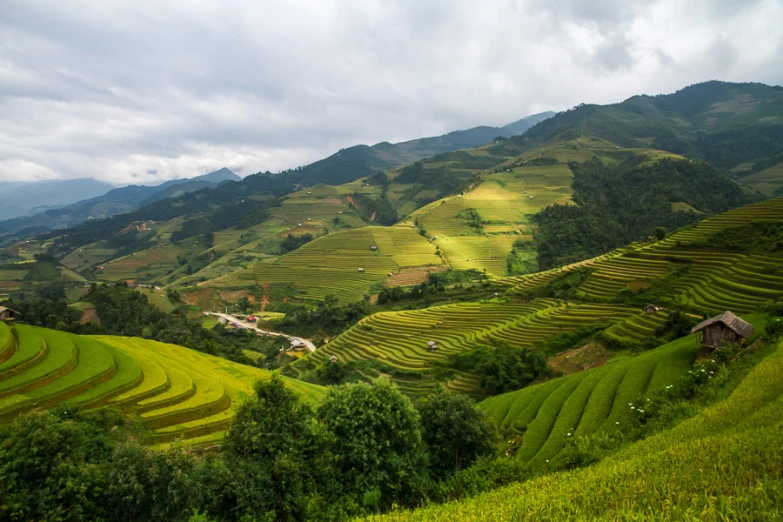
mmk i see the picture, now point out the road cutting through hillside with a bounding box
[207,313,316,353]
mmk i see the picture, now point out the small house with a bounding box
[644,304,660,314]
[358,268,364,273]
[427,340,438,351]
[691,311,754,350]
[370,245,378,251]
[329,355,339,363]
[246,316,257,323]
[0,306,20,321]
[290,339,305,350]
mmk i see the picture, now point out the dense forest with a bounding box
[532,158,756,269]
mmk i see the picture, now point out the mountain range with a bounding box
[0,168,240,235]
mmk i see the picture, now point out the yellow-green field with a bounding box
[0,325,324,447]
[741,161,783,196]
[207,226,444,302]
[405,165,572,276]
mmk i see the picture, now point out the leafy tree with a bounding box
[316,380,425,508]
[475,343,550,394]
[316,359,348,385]
[655,226,667,240]
[220,375,332,521]
[417,392,497,478]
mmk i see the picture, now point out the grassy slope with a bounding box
[0,326,325,446]
[364,337,783,521]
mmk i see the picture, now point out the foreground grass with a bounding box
[364,340,783,521]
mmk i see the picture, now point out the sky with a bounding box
[1,0,782,185]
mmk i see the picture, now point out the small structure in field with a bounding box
[644,304,660,314]
[0,306,20,321]
[370,245,377,251]
[691,311,754,350]
[246,316,257,323]
[388,272,393,277]
[329,355,339,363]
[427,340,438,351]
[358,267,364,273]
[290,339,305,351]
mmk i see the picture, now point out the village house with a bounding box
[329,355,339,363]
[427,340,438,351]
[0,306,20,321]
[691,311,754,351]
[644,304,660,314]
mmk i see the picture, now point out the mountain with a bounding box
[510,81,783,173]
[0,178,116,220]
[367,111,555,168]
[0,168,240,235]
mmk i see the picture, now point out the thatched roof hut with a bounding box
[427,340,438,351]
[0,306,20,321]
[644,304,660,314]
[691,311,754,350]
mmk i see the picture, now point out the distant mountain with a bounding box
[510,81,783,172]
[368,111,555,168]
[283,111,555,187]
[0,178,116,220]
[0,168,240,235]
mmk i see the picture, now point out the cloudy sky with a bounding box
[1,0,782,185]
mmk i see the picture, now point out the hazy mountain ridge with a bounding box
[0,168,240,235]
[0,178,116,220]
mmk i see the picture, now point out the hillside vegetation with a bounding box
[364,335,783,521]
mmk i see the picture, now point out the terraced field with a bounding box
[405,165,573,276]
[293,300,640,396]
[0,325,323,446]
[208,226,444,303]
[503,198,783,325]
[364,325,783,522]
[479,328,725,467]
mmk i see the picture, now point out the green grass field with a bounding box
[363,335,783,521]
[0,325,324,446]
[207,226,444,302]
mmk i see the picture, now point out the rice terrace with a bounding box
[1,10,783,519]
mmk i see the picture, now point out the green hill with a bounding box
[363,334,783,521]
[0,324,323,447]
[288,198,783,395]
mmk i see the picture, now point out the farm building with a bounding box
[358,268,364,273]
[370,245,378,251]
[0,306,20,321]
[691,311,754,350]
[290,339,305,350]
[427,340,438,351]
[329,355,339,363]
[644,304,660,314]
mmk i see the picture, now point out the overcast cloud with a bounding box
[1,0,781,184]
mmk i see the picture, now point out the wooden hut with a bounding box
[427,340,438,351]
[644,304,660,314]
[329,355,339,363]
[0,306,20,321]
[691,311,754,350]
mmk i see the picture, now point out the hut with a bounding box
[329,355,339,363]
[691,311,754,350]
[370,245,378,251]
[644,304,660,314]
[290,339,305,351]
[427,340,438,351]
[0,306,20,321]
[358,268,364,273]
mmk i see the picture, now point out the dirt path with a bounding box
[208,312,316,353]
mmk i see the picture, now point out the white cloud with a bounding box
[0,0,781,184]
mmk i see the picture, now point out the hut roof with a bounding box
[0,306,20,316]
[691,311,754,338]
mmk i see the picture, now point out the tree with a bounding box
[220,374,330,521]
[238,296,251,312]
[655,226,667,240]
[316,380,425,508]
[417,392,497,478]
[476,343,550,394]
